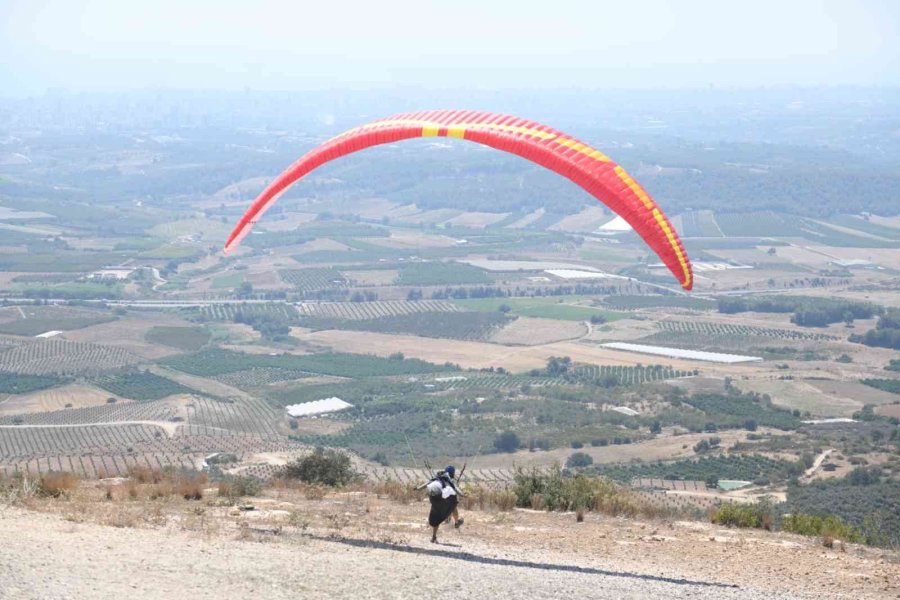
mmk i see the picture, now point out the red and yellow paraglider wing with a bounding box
[224,110,692,290]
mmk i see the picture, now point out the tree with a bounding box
[494,431,521,453]
[284,448,356,486]
[566,452,593,468]
[237,281,253,298]
[545,356,572,376]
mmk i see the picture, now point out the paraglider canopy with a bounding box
[225,109,692,290]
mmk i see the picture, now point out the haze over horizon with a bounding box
[2,0,898,97]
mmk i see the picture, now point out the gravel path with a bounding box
[0,508,803,600]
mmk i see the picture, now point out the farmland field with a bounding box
[295,300,460,320]
[304,311,511,341]
[456,297,627,322]
[396,261,491,285]
[210,273,244,289]
[0,371,67,394]
[0,384,117,415]
[92,371,199,401]
[0,338,143,375]
[0,310,115,336]
[594,454,796,483]
[656,320,836,341]
[145,326,211,352]
[161,348,454,378]
[194,303,299,322]
[571,364,692,385]
[278,268,347,291]
[602,295,717,311]
[489,317,587,345]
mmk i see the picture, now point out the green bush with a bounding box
[494,431,521,453]
[512,466,640,515]
[781,513,861,543]
[218,475,263,500]
[284,448,357,487]
[566,452,593,469]
[711,500,774,530]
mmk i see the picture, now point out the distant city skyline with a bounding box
[1,0,898,96]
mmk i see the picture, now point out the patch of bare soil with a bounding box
[547,206,610,232]
[295,329,722,373]
[489,317,587,346]
[468,429,766,470]
[0,384,121,416]
[63,314,195,360]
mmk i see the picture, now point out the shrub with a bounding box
[566,452,594,469]
[284,448,357,487]
[175,472,208,500]
[38,471,77,498]
[570,440,584,449]
[374,480,417,504]
[129,466,165,484]
[218,475,262,500]
[781,513,862,543]
[710,500,775,529]
[207,453,239,466]
[493,431,521,453]
[512,466,645,516]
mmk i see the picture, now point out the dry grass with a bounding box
[372,480,418,504]
[38,471,78,498]
[304,485,327,501]
[129,466,166,484]
[175,473,207,501]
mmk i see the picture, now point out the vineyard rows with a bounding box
[295,300,461,320]
[177,396,282,439]
[361,466,517,487]
[198,303,299,322]
[572,364,691,385]
[656,320,836,341]
[0,401,179,427]
[630,489,721,513]
[331,311,510,341]
[279,268,347,291]
[596,454,794,483]
[417,373,560,391]
[214,367,313,389]
[0,338,143,375]
[93,372,197,401]
[0,434,301,478]
[0,423,164,459]
[631,478,708,491]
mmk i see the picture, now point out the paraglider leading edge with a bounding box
[224,109,693,290]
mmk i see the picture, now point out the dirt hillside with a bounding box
[1,488,897,600]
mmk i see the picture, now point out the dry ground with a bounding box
[443,211,509,228]
[342,269,399,286]
[296,329,744,374]
[1,484,897,600]
[63,314,197,360]
[489,317,588,346]
[0,384,119,416]
[547,205,610,232]
[465,429,769,470]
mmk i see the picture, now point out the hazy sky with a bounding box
[1,0,898,95]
